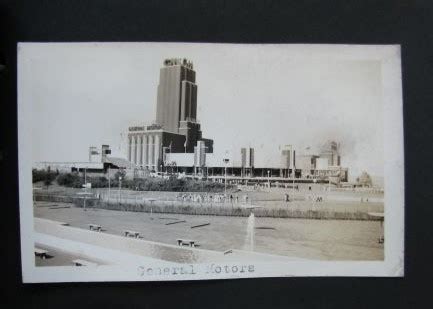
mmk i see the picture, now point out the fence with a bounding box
[34,192,381,221]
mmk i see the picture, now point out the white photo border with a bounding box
[18,43,404,282]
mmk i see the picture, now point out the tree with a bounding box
[114,168,126,181]
[44,177,52,189]
[44,170,56,189]
[57,172,82,188]
[32,168,57,186]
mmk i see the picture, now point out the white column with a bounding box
[141,134,146,166]
[132,135,137,164]
[127,136,132,162]
[155,134,160,171]
[138,135,143,166]
[135,135,139,164]
[146,135,152,168]
[149,135,155,170]
[143,135,149,168]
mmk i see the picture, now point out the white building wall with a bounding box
[127,136,132,162]
[316,158,329,170]
[165,153,195,166]
[154,134,160,169]
[297,155,313,170]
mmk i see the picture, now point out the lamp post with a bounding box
[267,170,270,189]
[118,176,122,204]
[83,192,87,211]
[223,158,229,196]
[291,145,295,197]
[224,166,227,195]
[108,166,111,201]
[292,166,295,197]
[84,168,87,211]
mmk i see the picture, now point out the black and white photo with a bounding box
[18,43,404,282]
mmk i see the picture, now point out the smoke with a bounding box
[305,127,382,181]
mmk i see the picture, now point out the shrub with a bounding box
[114,169,126,181]
[33,168,57,185]
[55,171,230,192]
[57,172,83,188]
[85,176,108,188]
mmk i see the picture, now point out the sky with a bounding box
[19,43,385,180]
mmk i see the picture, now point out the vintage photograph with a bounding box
[18,43,404,282]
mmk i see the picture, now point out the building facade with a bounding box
[156,58,197,134]
[319,141,341,167]
[297,154,319,178]
[124,59,349,180]
[241,147,254,177]
[127,58,213,171]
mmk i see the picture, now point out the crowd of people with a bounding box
[307,195,324,202]
[176,193,249,204]
[175,191,329,205]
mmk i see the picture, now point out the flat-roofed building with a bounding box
[241,147,254,177]
[316,157,329,170]
[297,154,319,178]
[319,140,341,167]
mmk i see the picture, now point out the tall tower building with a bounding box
[156,58,197,133]
[127,58,213,171]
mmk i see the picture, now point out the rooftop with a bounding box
[163,58,193,69]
